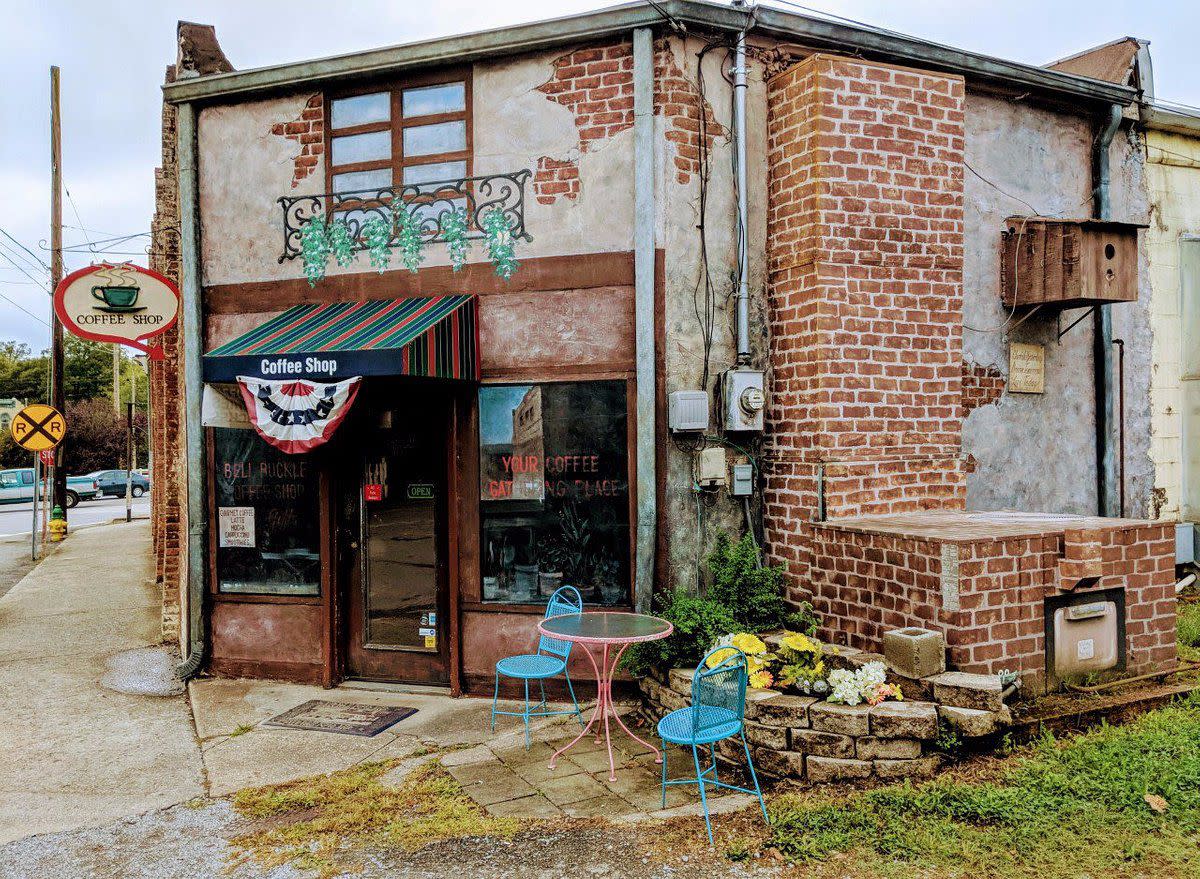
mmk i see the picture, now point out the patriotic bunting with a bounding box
[237,376,361,454]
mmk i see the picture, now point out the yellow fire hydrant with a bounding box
[48,505,68,542]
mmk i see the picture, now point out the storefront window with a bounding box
[213,428,321,596]
[479,381,630,606]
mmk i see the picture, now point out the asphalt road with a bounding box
[0,496,151,600]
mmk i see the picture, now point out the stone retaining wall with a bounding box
[638,645,1013,783]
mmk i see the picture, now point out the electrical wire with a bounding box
[0,290,49,326]
[0,227,51,272]
[0,249,49,290]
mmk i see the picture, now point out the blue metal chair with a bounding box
[658,647,768,844]
[490,585,585,749]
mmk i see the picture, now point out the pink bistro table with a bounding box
[538,611,673,781]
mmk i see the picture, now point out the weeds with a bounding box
[768,692,1200,877]
[229,759,519,879]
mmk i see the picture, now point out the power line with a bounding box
[0,248,49,290]
[0,290,49,327]
[0,227,51,272]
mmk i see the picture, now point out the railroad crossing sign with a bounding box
[10,404,67,452]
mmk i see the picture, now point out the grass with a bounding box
[766,691,1200,878]
[1178,597,1200,662]
[228,759,520,879]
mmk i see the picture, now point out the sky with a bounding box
[1,0,1198,350]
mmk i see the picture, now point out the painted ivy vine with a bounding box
[298,205,520,287]
[442,209,470,273]
[482,208,519,281]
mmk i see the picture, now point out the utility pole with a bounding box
[49,66,67,521]
[113,344,121,413]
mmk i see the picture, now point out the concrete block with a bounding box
[889,673,936,701]
[870,701,938,739]
[883,627,946,679]
[809,702,872,736]
[748,694,815,727]
[806,755,873,783]
[856,736,922,760]
[755,748,805,779]
[743,721,788,750]
[937,704,1012,738]
[930,671,1005,712]
[874,756,941,781]
[789,729,855,758]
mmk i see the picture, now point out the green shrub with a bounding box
[706,531,789,633]
[622,592,736,676]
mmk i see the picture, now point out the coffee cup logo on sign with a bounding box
[54,263,179,360]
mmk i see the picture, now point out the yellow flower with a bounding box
[749,670,774,689]
[731,633,767,655]
[705,647,737,669]
[746,655,767,674]
[894,684,904,702]
[780,632,816,654]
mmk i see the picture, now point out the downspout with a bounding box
[1092,103,1122,518]
[632,27,656,613]
[176,101,208,680]
[732,22,751,364]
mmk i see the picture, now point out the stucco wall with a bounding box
[961,94,1152,517]
[196,49,637,288]
[1146,129,1200,522]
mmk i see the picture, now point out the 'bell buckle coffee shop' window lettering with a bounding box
[214,428,321,596]
[479,382,630,606]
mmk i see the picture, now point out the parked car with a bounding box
[0,469,102,508]
[88,469,151,498]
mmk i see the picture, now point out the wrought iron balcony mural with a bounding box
[277,170,533,264]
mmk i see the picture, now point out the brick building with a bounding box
[151,1,1177,696]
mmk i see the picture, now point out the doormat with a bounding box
[264,700,418,737]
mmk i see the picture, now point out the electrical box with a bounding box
[722,368,765,432]
[696,447,725,487]
[1001,216,1146,308]
[730,462,754,496]
[668,390,709,432]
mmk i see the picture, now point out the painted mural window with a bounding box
[479,381,631,607]
[212,428,321,596]
[326,73,471,201]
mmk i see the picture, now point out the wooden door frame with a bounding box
[331,383,465,693]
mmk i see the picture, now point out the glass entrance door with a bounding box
[345,390,449,684]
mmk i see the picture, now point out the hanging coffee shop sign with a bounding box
[53,263,180,360]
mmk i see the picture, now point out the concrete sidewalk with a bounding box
[0,522,205,844]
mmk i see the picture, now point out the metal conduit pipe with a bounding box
[1092,103,1122,518]
[632,27,657,613]
[177,101,208,680]
[732,23,751,364]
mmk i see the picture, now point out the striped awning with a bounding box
[203,295,479,382]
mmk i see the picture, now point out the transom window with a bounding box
[326,74,471,199]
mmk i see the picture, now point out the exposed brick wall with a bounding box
[150,65,185,644]
[535,39,726,184]
[961,360,1005,417]
[808,519,1176,692]
[271,94,324,188]
[532,156,581,204]
[762,54,967,572]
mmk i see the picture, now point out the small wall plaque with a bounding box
[1008,342,1045,394]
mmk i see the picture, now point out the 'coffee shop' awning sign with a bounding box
[53,263,180,359]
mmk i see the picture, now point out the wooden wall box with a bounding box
[1000,217,1145,308]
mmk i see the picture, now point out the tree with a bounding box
[57,398,149,475]
[0,336,117,405]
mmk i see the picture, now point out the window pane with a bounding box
[332,168,393,193]
[479,382,630,607]
[331,131,391,166]
[213,429,321,596]
[403,82,465,117]
[402,161,468,187]
[330,92,390,128]
[403,121,466,158]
